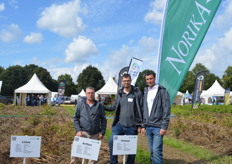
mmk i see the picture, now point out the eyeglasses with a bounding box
[122,80,131,83]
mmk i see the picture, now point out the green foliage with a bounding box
[179,71,195,93]
[76,65,105,92]
[222,75,232,89]
[39,106,57,115]
[136,148,151,164]
[62,105,75,115]
[0,103,5,110]
[171,105,232,128]
[0,64,58,96]
[164,137,215,161]
[0,65,27,96]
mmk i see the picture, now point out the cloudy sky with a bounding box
[0,0,231,82]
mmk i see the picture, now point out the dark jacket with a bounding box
[143,85,171,130]
[105,86,143,127]
[73,100,107,135]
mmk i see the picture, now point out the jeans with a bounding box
[109,123,137,164]
[146,126,163,164]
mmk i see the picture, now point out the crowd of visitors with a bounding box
[26,94,47,106]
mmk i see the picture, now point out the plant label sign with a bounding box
[113,135,138,155]
[71,136,101,161]
[10,136,41,157]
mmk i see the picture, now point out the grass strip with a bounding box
[164,137,232,163]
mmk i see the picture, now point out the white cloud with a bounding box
[0,3,5,12]
[0,24,22,42]
[215,0,232,30]
[36,0,86,38]
[195,27,232,77]
[9,0,18,9]
[139,36,158,53]
[101,36,159,79]
[144,0,166,25]
[24,32,43,44]
[65,36,98,63]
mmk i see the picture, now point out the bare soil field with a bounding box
[0,105,231,164]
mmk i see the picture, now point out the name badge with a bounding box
[128,98,133,102]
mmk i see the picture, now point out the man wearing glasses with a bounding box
[105,74,143,164]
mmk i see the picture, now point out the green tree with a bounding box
[135,69,154,93]
[204,73,221,90]
[24,64,39,81]
[0,66,5,76]
[0,65,27,96]
[58,74,77,96]
[180,63,221,93]
[23,64,58,92]
[179,71,195,93]
[222,66,232,89]
[192,63,209,75]
[76,66,105,93]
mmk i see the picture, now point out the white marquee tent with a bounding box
[200,80,225,104]
[96,77,118,95]
[0,81,2,93]
[78,89,86,97]
[14,73,51,105]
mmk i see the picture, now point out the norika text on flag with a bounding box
[157,0,222,103]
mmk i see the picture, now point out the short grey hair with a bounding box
[85,87,95,92]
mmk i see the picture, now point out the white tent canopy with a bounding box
[14,73,51,105]
[78,89,86,97]
[201,80,225,97]
[96,77,118,95]
[0,81,2,93]
[200,80,225,104]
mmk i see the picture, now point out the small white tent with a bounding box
[174,91,184,105]
[0,81,2,93]
[200,80,225,104]
[96,77,118,95]
[78,89,86,97]
[14,73,51,105]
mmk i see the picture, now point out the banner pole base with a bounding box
[123,155,126,164]
[23,157,26,164]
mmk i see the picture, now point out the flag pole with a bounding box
[155,0,169,84]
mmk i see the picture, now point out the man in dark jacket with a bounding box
[105,74,143,164]
[141,71,171,164]
[72,87,107,164]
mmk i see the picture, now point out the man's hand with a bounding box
[98,133,104,140]
[141,128,146,136]
[76,131,83,137]
[160,129,167,136]
[137,127,141,133]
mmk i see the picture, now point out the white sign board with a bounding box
[113,135,138,155]
[71,136,101,161]
[10,136,41,157]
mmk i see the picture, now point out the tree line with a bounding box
[0,63,231,96]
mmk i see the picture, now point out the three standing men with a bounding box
[72,87,107,164]
[72,70,171,164]
[141,71,171,164]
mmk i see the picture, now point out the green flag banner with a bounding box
[156,0,222,103]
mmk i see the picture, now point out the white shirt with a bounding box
[147,84,158,116]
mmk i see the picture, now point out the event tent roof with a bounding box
[96,77,118,95]
[0,81,2,93]
[78,89,86,97]
[15,73,51,93]
[201,80,225,97]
